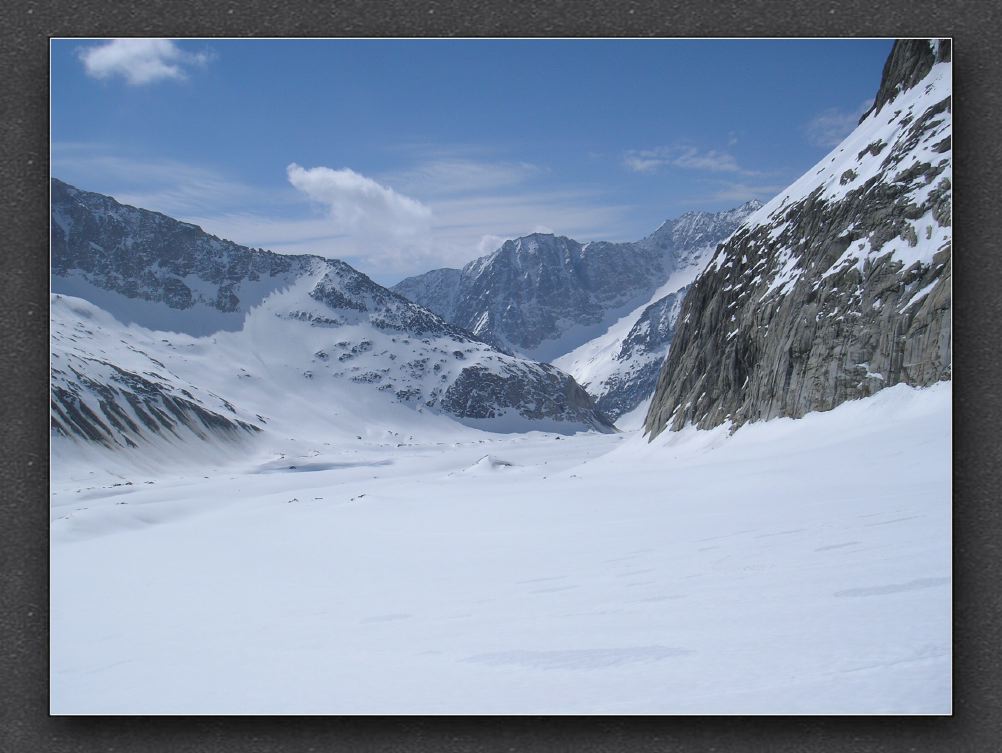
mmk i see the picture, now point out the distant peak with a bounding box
[651,200,762,236]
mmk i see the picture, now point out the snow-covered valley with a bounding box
[51,382,951,714]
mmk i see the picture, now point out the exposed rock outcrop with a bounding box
[645,39,951,437]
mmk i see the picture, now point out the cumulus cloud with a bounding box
[77,39,211,85]
[287,163,433,247]
[804,99,874,148]
[623,145,751,175]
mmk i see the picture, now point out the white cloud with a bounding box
[623,155,667,174]
[279,162,634,278]
[623,145,753,175]
[286,163,433,247]
[77,39,211,85]
[804,99,873,148]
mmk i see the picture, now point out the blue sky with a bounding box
[52,38,892,284]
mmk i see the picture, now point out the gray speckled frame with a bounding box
[2,2,999,750]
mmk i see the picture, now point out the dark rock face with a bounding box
[391,267,463,321]
[862,39,951,122]
[443,234,669,358]
[645,39,951,438]
[51,364,261,450]
[440,363,616,432]
[307,262,477,341]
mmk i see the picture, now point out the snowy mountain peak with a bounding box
[637,202,762,260]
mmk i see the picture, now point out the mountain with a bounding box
[51,294,265,458]
[645,39,952,438]
[50,180,615,456]
[394,202,761,419]
[394,234,669,362]
[557,286,689,421]
[552,203,761,419]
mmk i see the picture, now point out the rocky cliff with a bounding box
[645,39,951,438]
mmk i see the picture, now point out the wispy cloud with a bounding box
[623,144,757,176]
[381,158,542,197]
[804,99,873,148]
[52,143,282,216]
[693,180,787,203]
[77,39,211,86]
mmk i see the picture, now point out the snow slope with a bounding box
[51,382,950,714]
[552,244,714,417]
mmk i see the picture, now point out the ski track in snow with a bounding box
[51,382,951,714]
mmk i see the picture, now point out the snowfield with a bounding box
[51,381,951,714]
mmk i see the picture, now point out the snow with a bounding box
[51,265,608,473]
[554,246,713,394]
[903,279,940,310]
[51,381,951,714]
[52,261,307,338]
[526,290,659,365]
[612,396,652,431]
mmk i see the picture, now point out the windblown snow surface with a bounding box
[51,380,950,714]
